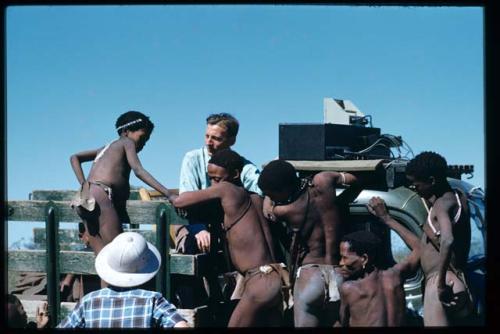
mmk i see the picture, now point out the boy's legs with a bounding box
[83,184,123,254]
[293,266,327,327]
[227,271,282,327]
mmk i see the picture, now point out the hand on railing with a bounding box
[36,302,50,328]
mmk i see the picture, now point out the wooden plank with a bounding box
[285,159,384,172]
[30,190,78,201]
[19,299,206,327]
[31,189,140,201]
[8,250,206,276]
[33,228,88,250]
[33,228,158,247]
[31,188,180,201]
[7,200,188,225]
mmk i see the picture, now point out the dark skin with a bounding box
[264,171,357,327]
[173,163,283,327]
[8,299,49,328]
[338,196,421,327]
[407,174,471,326]
[69,127,174,288]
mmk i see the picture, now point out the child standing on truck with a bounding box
[66,111,176,289]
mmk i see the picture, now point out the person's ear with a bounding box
[361,254,369,270]
[232,169,241,180]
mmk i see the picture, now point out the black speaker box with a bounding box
[279,123,388,160]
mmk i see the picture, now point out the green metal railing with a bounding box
[41,201,171,326]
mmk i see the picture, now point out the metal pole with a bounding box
[155,203,169,299]
[45,202,60,327]
[129,200,139,229]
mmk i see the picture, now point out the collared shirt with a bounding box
[179,146,262,195]
[57,288,186,328]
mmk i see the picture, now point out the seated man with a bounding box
[338,197,421,327]
[173,149,288,327]
[57,232,189,328]
[258,159,358,327]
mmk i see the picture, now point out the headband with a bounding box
[116,118,143,131]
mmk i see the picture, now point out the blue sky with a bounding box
[6,5,484,243]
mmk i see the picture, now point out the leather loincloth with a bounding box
[295,263,343,303]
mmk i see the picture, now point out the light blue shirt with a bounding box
[179,146,262,195]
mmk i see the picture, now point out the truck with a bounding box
[277,98,486,325]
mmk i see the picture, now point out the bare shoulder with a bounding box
[250,193,263,204]
[340,280,358,295]
[218,181,246,196]
[434,192,456,212]
[117,136,134,147]
[380,268,405,289]
[314,171,337,184]
[381,267,400,280]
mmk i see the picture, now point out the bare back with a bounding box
[340,269,406,326]
[87,138,132,202]
[220,184,276,273]
[273,172,344,266]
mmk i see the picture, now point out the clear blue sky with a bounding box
[6,5,484,203]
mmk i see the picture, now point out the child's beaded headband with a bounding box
[116,118,143,131]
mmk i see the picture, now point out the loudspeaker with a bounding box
[279,123,388,160]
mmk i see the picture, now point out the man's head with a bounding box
[339,230,381,280]
[258,159,300,204]
[95,232,161,288]
[205,113,239,155]
[7,294,28,328]
[406,151,448,199]
[208,149,244,185]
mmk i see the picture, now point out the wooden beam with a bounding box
[33,228,158,248]
[8,250,208,276]
[285,159,384,172]
[30,189,180,201]
[7,200,188,225]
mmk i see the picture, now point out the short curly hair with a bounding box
[208,149,244,173]
[406,151,448,181]
[341,230,381,259]
[258,159,300,193]
[115,111,155,135]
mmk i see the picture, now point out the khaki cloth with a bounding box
[70,181,96,212]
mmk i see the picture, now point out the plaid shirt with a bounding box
[57,288,186,328]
